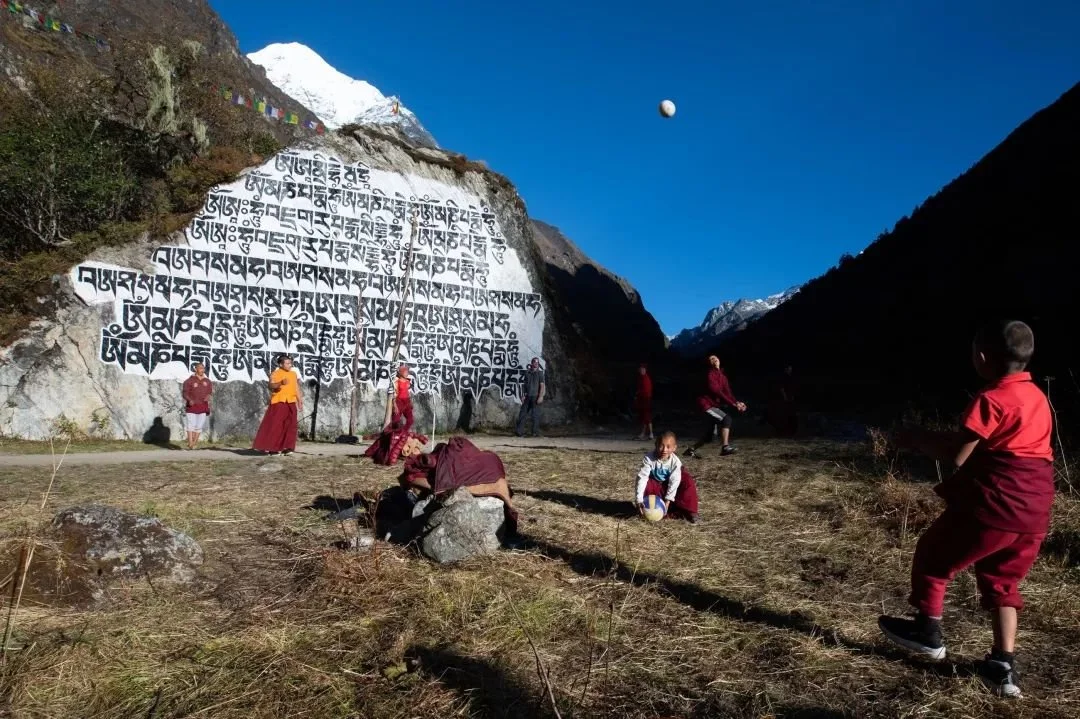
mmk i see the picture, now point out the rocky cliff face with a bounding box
[530,220,668,417]
[0,129,577,439]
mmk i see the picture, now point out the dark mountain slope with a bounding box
[531,220,668,417]
[715,81,1080,419]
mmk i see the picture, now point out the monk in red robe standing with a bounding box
[634,363,654,440]
[253,355,303,456]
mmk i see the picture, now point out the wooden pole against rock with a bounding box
[347,281,368,438]
[382,209,420,430]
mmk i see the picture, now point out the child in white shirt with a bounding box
[634,432,700,523]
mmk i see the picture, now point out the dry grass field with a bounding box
[0,437,1077,718]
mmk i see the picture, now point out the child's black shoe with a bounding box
[979,651,1022,698]
[686,448,700,458]
[877,614,946,660]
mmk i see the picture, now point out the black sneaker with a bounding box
[721,445,737,456]
[979,653,1022,698]
[686,448,700,459]
[877,614,946,660]
[689,514,700,525]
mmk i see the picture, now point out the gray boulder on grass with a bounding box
[419,488,507,564]
[52,504,204,583]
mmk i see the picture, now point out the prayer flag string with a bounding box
[212,85,326,134]
[0,0,111,50]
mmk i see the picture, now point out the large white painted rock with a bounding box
[0,129,575,439]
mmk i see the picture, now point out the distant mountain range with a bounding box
[248,42,439,148]
[670,287,800,356]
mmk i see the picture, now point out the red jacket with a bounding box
[697,368,737,411]
[182,376,213,414]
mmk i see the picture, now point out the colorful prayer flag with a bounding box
[61,23,73,33]
[285,112,299,125]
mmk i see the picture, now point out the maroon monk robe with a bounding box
[642,466,700,520]
[698,367,738,411]
[402,437,518,524]
[252,402,297,453]
[363,428,429,465]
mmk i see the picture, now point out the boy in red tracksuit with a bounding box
[879,320,1055,699]
[686,355,746,458]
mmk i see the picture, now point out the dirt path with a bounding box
[0,434,654,467]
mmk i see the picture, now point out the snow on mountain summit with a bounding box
[671,286,801,355]
[248,42,438,148]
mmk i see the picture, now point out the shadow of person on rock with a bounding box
[520,535,981,679]
[526,490,637,519]
[404,644,542,718]
[141,417,175,448]
[456,390,476,433]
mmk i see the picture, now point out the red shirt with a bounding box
[395,376,411,400]
[697,368,737,411]
[962,372,1053,460]
[938,372,1055,533]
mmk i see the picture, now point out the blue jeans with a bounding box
[516,396,541,436]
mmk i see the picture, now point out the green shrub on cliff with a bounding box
[0,108,144,256]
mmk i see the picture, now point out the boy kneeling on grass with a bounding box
[879,320,1054,699]
[634,432,700,523]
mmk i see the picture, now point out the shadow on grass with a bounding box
[405,644,544,718]
[526,490,637,519]
[521,535,980,679]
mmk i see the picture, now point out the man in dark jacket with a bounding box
[515,357,546,437]
[686,355,746,458]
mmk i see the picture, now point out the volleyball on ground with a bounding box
[659,99,676,118]
[642,495,666,522]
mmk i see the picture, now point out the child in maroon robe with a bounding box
[635,363,654,440]
[634,431,699,522]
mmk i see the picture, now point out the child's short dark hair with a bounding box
[655,431,677,448]
[975,320,1034,373]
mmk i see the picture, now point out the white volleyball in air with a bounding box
[659,99,676,118]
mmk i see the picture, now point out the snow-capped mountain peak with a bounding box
[671,286,800,355]
[248,42,438,148]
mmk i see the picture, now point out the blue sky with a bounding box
[211,0,1080,334]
